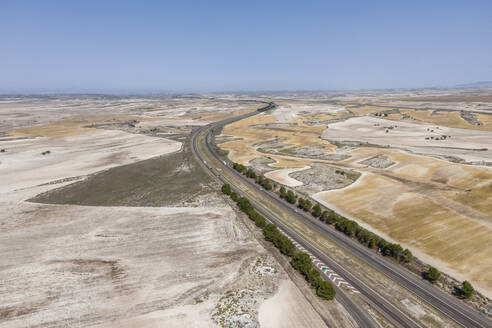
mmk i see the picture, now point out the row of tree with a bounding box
[282,184,475,300]
[233,165,411,263]
[280,186,297,204]
[226,164,475,301]
[291,252,336,300]
[297,197,312,212]
[424,266,474,299]
[232,162,272,190]
[280,186,414,264]
[221,183,335,300]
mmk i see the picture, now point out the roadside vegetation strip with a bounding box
[221,183,336,301]
[233,162,413,263]
[231,161,479,302]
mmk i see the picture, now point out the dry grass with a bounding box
[382,109,492,132]
[315,173,492,296]
[220,113,335,166]
[8,114,152,137]
[217,95,492,297]
[398,95,492,102]
[348,105,389,116]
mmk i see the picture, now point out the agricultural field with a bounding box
[0,95,348,327]
[218,89,492,299]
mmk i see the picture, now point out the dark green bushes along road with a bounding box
[232,162,413,264]
[228,162,476,300]
[221,183,335,301]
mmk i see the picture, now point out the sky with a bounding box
[1,0,491,93]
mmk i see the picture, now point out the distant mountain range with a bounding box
[455,81,492,88]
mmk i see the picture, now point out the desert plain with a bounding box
[1,89,491,327]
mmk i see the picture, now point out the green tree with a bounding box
[277,235,296,257]
[286,190,297,204]
[303,199,312,211]
[306,266,322,288]
[317,280,336,300]
[263,224,280,242]
[320,210,328,222]
[400,249,413,263]
[262,179,273,190]
[425,266,441,283]
[279,186,286,199]
[221,184,231,195]
[291,252,312,273]
[246,168,256,179]
[323,210,337,224]
[312,203,322,217]
[236,197,253,213]
[460,281,474,299]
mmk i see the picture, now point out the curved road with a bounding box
[191,104,491,328]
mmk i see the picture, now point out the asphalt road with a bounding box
[191,117,382,328]
[191,105,492,328]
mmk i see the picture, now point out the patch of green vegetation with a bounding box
[335,168,360,181]
[30,142,212,206]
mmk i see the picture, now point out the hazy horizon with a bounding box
[1,0,491,93]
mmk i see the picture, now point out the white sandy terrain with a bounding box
[0,129,181,193]
[322,116,492,163]
[264,166,310,187]
[92,302,216,328]
[258,280,327,328]
[271,102,346,123]
[0,200,254,327]
[0,96,347,327]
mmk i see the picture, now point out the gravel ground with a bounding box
[358,154,395,169]
[290,163,359,194]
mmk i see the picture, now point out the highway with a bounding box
[190,105,492,328]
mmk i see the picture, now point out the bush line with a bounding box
[228,161,478,299]
[232,162,413,264]
[230,162,476,299]
[221,183,335,301]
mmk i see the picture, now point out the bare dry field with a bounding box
[0,95,354,327]
[218,89,492,298]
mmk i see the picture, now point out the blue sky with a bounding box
[1,0,491,93]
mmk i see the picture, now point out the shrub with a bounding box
[425,266,441,283]
[232,162,247,174]
[291,252,312,275]
[298,198,312,211]
[236,197,253,213]
[335,218,359,237]
[263,224,279,242]
[276,235,296,257]
[400,249,413,263]
[221,184,231,195]
[460,281,474,299]
[246,168,256,179]
[279,186,286,199]
[286,190,297,204]
[322,210,337,224]
[312,203,322,217]
[317,280,336,300]
[262,178,273,190]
